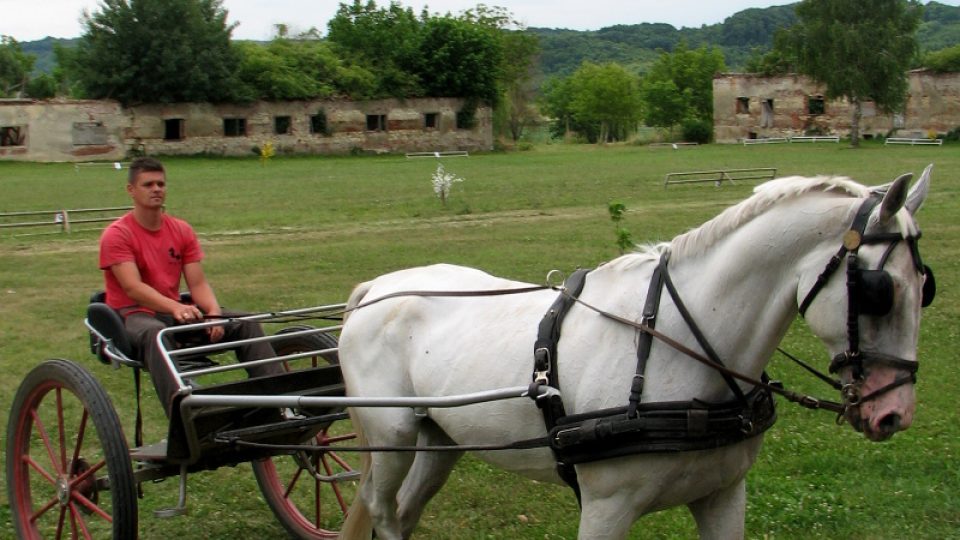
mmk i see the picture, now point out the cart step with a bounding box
[131,440,168,462]
[214,411,349,444]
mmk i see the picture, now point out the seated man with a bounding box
[98,156,281,417]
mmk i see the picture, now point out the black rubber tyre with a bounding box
[252,329,360,539]
[6,359,138,539]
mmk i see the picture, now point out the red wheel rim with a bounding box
[10,381,115,539]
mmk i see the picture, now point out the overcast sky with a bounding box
[1,0,956,42]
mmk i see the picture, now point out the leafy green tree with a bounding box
[924,44,960,72]
[542,62,641,143]
[235,36,377,101]
[417,16,502,103]
[498,31,541,142]
[326,0,424,98]
[0,36,34,97]
[640,42,726,130]
[63,0,244,104]
[785,0,922,147]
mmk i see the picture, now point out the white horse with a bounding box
[337,167,932,539]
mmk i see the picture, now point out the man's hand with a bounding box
[173,303,203,324]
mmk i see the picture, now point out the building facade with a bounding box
[0,97,492,162]
[713,70,960,143]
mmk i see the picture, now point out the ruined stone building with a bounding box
[0,97,492,162]
[713,70,960,143]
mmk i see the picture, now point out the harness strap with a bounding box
[659,255,748,405]
[531,268,590,502]
[628,259,665,418]
[799,195,882,318]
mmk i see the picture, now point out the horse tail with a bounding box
[339,411,374,540]
[339,281,375,540]
[343,280,373,324]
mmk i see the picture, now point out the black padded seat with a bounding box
[87,301,136,361]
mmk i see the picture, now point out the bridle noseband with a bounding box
[798,194,934,412]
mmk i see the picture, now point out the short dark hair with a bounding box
[128,156,165,184]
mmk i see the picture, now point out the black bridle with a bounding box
[798,194,934,412]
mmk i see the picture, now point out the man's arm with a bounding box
[110,261,203,324]
[183,261,224,342]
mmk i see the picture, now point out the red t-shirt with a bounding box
[99,212,203,315]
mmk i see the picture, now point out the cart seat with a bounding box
[87,291,215,369]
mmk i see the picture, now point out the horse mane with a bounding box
[614,176,871,268]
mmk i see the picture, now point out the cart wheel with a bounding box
[6,359,137,539]
[252,329,360,539]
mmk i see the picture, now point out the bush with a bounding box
[681,118,712,144]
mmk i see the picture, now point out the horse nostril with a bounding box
[878,413,902,434]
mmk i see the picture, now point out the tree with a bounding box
[640,42,726,131]
[416,16,502,103]
[326,0,424,98]
[0,36,34,97]
[63,0,244,104]
[542,62,642,143]
[498,31,541,142]
[924,44,960,72]
[786,0,922,147]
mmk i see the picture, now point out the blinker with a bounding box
[922,264,936,308]
[855,270,894,316]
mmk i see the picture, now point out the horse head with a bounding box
[799,165,933,441]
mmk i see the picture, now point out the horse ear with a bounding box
[879,173,911,223]
[905,164,932,216]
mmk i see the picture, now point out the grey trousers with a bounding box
[124,311,282,417]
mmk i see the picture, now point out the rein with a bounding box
[560,280,847,415]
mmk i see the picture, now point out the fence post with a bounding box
[59,210,71,233]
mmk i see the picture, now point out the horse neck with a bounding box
[646,195,854,401]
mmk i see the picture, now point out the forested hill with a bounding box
[15,1,960,78]
[532,1,960,77]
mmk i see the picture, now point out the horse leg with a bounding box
[687,477,747,540]
[577,492,643,539]
[397,419,464,538]
[354,409,419,540]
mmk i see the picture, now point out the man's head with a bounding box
[127,156,165,185]
[126,157,167,210]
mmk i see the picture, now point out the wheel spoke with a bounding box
[71,490,113,523]
[327,450,354,472]
[25,454,58,486]
[284,464,305,498]
[70,459,106,487]
[314,473,322,528]
[71,410,90,466]
[31,408,64,475]
[68,501,96,540]
[30,494,61,523]
[55,504,67,539]
[322,455,349,512]
[56,388,67,474]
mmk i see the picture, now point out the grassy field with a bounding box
[1,141,957,538]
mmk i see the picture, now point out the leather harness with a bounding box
[530,261,777,501]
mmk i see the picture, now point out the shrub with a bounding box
[681,118,712,144]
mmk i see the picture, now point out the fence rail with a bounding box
[789,136,840,143]
[0,206,131,233]
[664,168,777,188]
[884,138,943,146]
[405,151,469,159]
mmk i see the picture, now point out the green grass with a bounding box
[1,141,958,538]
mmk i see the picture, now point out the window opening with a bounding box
[736,97,750,114]
[424,112,439,129]
[1,126,27,146]
[808,96,825,116]
[366,114,387,131]
[223,118,247,137]
[274,116,291,135]
[164,119,184,141]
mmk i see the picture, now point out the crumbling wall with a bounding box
[0,97,492,162]
[713,70,960,143]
